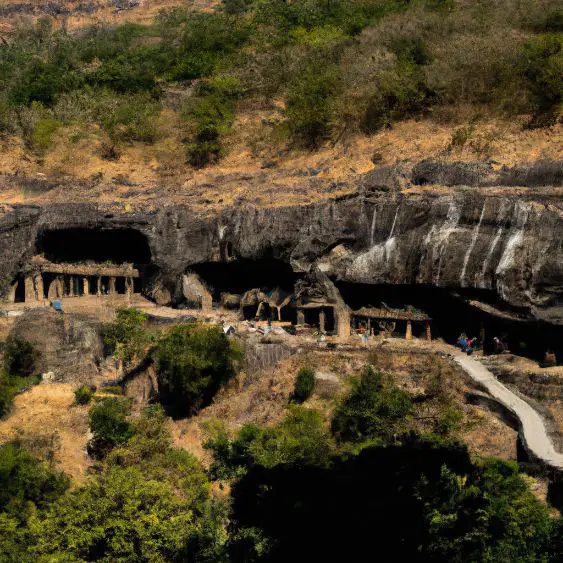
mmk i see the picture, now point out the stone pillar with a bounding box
[35,275,44,301]
[319,309,326,333]
[335,307,351,339]
[56,277,64,298]
[83,277,89,296]
[425,322,432,341]
[367,318,371,336]
[6,282,17,303]
[24,276,36,302]
[97,276,102,296]
[109,277,116,295]
[405,320,413,341]
[68,276,75,297]
[297,309,305,326]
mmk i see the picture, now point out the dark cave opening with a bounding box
[14,276,25,303]
[191,259,300,301]
[336,282,563,363]
[35,228,151,265]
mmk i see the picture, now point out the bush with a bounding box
[206,406,333,475]
[184,77,241,167]
[87,397,133,459]
[3,336,36,378]
[293,367,315,403]
[331,365,412,444]
[0,441,69,516]
[521,33,563,125]
[73,384,94,405]
[285,63,340,146]
[249,406,333,468]
[103,308,149,368]
[31,467,199,562]
[156,323,239,417]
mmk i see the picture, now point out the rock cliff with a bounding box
[0,162,561,325]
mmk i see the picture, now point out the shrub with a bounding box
[3,336,36,377]
[285,63,340,146]
[249,406,333,468]
[103,308,149,368]
[73,384,94,405]
[87,397,133,459]
[156,323,239,417]
[293,367,315,403]
[0,441,69,515]
[331,365,412,444]
[102,385,123,395]
[521,33,563,125]
[30,116,60,153]
[184,77,241,167]
[204,419,262,479]
[31,467,199,562]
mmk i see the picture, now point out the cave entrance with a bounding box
[337,282,563,364]
[14,277,25,303]
[35,228,151,265]
[191,259,299,302]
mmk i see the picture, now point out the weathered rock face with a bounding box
[0,183,561,324]
[10,309,104,381]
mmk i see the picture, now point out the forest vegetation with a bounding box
[0,315,561,561]
[0,0,560,168]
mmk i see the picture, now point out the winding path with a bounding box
[454,354,563,470]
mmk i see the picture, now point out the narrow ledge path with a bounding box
[453,353,563,470]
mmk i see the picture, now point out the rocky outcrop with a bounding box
[10,309,104,381]
[0,169,561,324]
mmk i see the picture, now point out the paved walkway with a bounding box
[454,354,563,470]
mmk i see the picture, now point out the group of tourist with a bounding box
[456,333,507,355]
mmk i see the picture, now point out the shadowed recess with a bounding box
[35,228,151,264]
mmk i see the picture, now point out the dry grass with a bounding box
[171,338,520,464]
[0,0,219,33]
[0,383,92,483]
[0,116,561,209]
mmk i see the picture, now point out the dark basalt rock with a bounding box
[0,167,561,325]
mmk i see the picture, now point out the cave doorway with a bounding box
[336,282,563,363]
[191,259,298,302]
[14,277,25,303]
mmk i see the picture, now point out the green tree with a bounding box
[0,441,69,517]
[104,308,149,368]
[156,323,239,417]
[31,466,197,562]
[419,459,553,562]
[3,335,36,377]
[73,383,94,405]
[88,397,133,459]
[331,365,412,444]
[521,33,563,125]
[293,366,315,403]
[249,406,333,468]
[285,63,339,146]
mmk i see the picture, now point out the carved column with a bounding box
[24,277,36,302]
[97,276,102,296]
[83,277,89,296]
[35,275,44,301]
[319,309,326,333]
[68,276,75,297]
[57,277,65,298]
[297,309,305,326]
[425,322,432,341]
[109,277,116,295]
[405,320,413,341]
